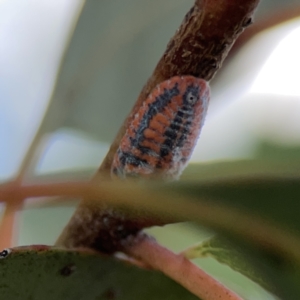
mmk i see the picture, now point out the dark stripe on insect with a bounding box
[159,102,195,159]
[175,120,193,150]
[164,128,177,139]
[136,144,158,156]
[173,85,198,150]
[129,137,159,156]
[130,83,180,151]
[159,113,185,158]
[118,150,149,167]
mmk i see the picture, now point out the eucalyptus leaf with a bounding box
[0,246,198,300]
[181,159,300,182]
[181,236,273,293]
[54,173,300,299]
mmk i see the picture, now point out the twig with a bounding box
[124,235,243,300]
[0,205,16,248]
[98,0,260,173]
[58,0,261,254]
[0,182,24,248]
[230,4,300,56]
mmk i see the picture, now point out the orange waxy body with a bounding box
[111,76,210,180]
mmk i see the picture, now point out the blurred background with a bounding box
[0,0,300,299]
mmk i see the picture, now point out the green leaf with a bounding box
[67,171,300,299]
[0,246,198,300]
[165,167,300,299]
[10,158,300,299]
[255,141,300,161]
[181,236,274,293]
[182,159,300,182]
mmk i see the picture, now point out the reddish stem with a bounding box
[0,201,23,249]
[231,5,300,56]
[124,235,243,300]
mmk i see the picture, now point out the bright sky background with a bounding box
[0,0,81,180]
[251,25,300,96]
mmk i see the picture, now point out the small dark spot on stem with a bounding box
[243,17,253,28]
[60,263,76,276]
[183,6,195,23]
[210,60,217,69]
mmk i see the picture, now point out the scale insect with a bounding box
[111,75,210,180]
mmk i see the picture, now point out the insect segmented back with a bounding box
[111,75,210,180]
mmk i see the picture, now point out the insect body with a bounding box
[111,76,210,180]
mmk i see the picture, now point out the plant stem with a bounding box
[124,235,243,300]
